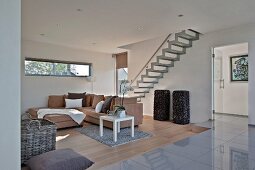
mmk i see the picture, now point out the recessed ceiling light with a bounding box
[77,9,83,12]
[178,14,184,17]
[137,26,144,31]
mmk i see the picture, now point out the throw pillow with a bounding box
[101,96,116,113]
[95,101,104,113]
[48,95,65,108]
[27,148,94,170]
[65,98,83,108]
[104,95,112,100]
[91,95,104,109]
[68,92,86,107]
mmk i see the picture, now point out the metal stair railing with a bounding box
[130,33,172,86]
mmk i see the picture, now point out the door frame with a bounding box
[211,47,216,120]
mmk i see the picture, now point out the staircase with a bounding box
[130,29,200,98]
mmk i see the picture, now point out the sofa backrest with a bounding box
[48,95,66,108]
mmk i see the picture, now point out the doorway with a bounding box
[115,52,128,96]
[213,43,248,117]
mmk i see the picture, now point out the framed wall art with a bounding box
[230,55,248,82]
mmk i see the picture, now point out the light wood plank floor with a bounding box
[56,116,208,169]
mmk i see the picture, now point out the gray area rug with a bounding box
[76,125,151,147]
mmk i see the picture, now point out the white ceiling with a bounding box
[22,0,255,53]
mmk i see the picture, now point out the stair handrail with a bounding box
[130,33,172,86]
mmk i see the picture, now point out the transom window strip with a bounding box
[25,58,91,77]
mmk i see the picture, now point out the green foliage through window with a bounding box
[25,58,91,77]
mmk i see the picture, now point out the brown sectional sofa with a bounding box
[28,94,143,129]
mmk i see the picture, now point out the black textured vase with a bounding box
[173,90,190,125]
[153,90,170,121]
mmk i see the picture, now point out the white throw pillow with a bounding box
[65,98,83,108]
[95,101,104,113]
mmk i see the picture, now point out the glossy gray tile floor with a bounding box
[100,114,255,170]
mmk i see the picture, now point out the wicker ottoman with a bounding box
[21,119,57,164]
[173,90,190,125]
[153,90,170,121]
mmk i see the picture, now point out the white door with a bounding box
[214,56,224,113]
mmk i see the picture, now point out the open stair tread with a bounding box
[133,85,154,88]
[134,91,150,94]
[138,80,158,83]
[177,31,199,40]
[142,75,163,78]
[151,62,173,67]
[147,69,168,73]
[169,41,191,48]
[163,48,185,55]
[158,56,179,61]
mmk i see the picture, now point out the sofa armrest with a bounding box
[124,103,143,125]
[27,108,39,119]
[27,107,47,119]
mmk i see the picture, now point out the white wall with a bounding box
[21,40,115,112]
[127,23,255,124]
[0,0,21,169]
[215,43,248,115]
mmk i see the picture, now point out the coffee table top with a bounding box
[100,115,134,122]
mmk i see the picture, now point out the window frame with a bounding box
[25,57,92,77]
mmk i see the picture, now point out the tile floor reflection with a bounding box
[101,114,255,170]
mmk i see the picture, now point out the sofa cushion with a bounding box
[26,148,94,170]
[84,94,96,107]
[101,96,115,113]
[91,95,104,109]
[48,95,65,108]
[90,94,95,106]
[84,94,92,107]
[44,114,74,122]
[81,107,106,119]
[68,92,86,107]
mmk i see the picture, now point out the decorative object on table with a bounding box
[76,125,151,147]
[26,148,94,170]
[173,90,190,125]
[107,110,116,116]
[115,105,126,118]
[153,90,170,121]
[230,55,248,81]
[115,80,134,117]
[21,119,57,164]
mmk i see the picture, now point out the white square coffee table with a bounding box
[99,115,134,142]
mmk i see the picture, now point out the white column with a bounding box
[0,0,21,169]
[249,40,255,125]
